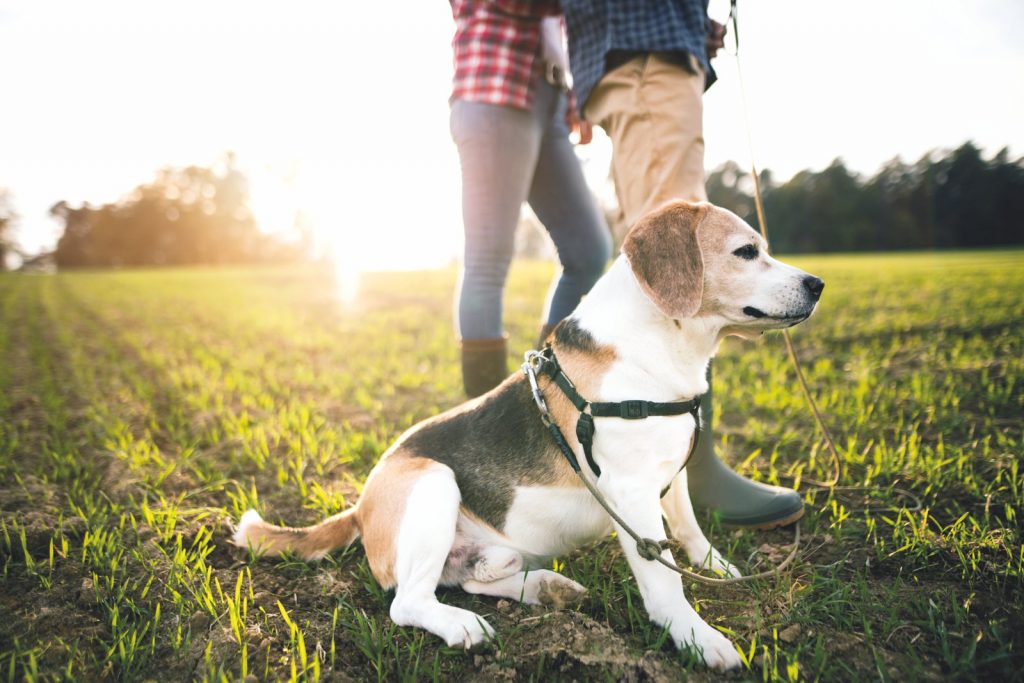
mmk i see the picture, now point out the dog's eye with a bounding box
[732,244,759,260]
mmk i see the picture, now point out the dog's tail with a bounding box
[232,508,360,561]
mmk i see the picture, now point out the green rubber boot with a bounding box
[687,363,804,529]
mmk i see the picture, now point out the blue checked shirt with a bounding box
[561,0,715,114]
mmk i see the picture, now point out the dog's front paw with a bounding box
[687,544,742,578]
[443,607,495,649]
[706,551,741,578]
[677,622,742,671]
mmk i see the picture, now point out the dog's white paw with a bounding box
[706,551,741,579]
[390,598,495,649]
[442,607,495,649]
[687,543,741,578]
[677,622,742,671]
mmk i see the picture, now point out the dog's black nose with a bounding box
[803,276,825,301]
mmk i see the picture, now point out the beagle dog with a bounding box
[232,201,823,670]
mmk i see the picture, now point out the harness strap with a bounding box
[536,346,702,478]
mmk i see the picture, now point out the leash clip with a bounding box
[522,350,551,426]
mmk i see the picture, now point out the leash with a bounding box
[726,0,840,489]
[519,0,921,591]
[523,349,801,586]
[727,1,922,515]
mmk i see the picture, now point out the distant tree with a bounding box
[862,157,924,250]
[988,147,1024,246]
[762,159,874,252]
[706,161,757,225]
[706,142,1024,253]
[0,188,17,271]
[930,142,1024,248]
[51,154,307,268]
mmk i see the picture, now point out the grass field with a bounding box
[1,250,1022,681]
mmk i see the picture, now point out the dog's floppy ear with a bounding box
[622,201,708,319]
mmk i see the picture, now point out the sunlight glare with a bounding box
[332,244,362,309]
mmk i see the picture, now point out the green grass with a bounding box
[0,250,1021,681]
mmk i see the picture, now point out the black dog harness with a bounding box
[525,346,703,478]
[523,346,801,581]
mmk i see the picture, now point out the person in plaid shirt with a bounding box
[561,0,805,530]
[449,0,611,398]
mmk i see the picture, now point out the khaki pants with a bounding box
[584,54,707,237]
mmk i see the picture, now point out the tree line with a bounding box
[3,141,1022,272]
[47,155,309,268]
[706,141,1024,253]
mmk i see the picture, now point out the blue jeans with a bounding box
[451,81,611,340]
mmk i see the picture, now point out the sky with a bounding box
[1,0,1022,269]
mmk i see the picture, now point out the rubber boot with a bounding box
[460,337,509,398]
[687,363,805,529]
[536,322,558,349]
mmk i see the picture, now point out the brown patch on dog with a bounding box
[621,201,709,318]
[355,452,442,589]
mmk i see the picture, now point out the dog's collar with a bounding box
[524,346,703,478]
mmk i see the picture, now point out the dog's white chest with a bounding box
[500,485,612,561]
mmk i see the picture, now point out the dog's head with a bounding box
[621,200,824,337]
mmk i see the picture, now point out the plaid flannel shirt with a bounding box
[561,0,715,115]
[449,0,567,110]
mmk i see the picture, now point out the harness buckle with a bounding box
[522,350,552,425]
[620,400,649,419]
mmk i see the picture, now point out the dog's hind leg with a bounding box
[468,546,523,582]
[375,459,495,648]
[662,469,740,577]
[463,568,587,609]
